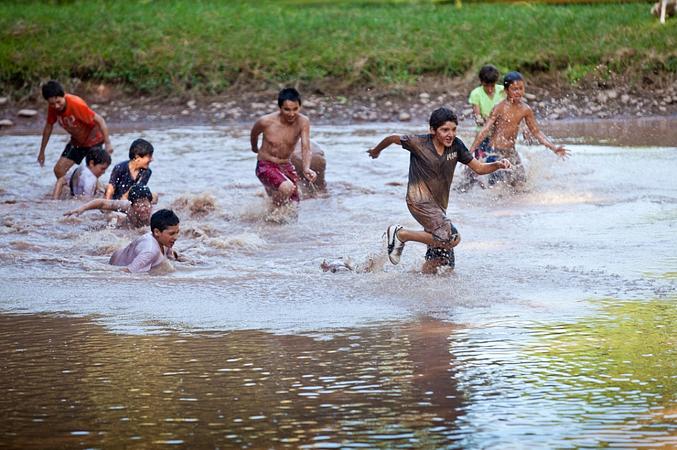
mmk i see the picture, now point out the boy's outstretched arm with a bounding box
[367,135,401,159]
[467,157,511,175]
[250,120,264,153]
[524,109,570,159]
[93,113,114,155]
[64,198,114,216]
[37,122,53,167]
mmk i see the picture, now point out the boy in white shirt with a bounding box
[52,148,111,199]
[109,209,181,273]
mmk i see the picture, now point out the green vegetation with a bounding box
[0,0,675,96]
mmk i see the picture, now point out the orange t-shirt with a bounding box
[46,94,103,148]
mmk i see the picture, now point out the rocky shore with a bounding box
[1,77,676,133]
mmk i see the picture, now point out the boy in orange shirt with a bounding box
[37,80,113,180]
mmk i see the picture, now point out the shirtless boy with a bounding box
[469,71,570,186]
[38,80,113,179]
[64,184,154,229]
[368,107,511,274]
[250,88,317,206]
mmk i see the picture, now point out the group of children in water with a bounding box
[38,66,569,274]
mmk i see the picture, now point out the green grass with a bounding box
[0,0,675,96]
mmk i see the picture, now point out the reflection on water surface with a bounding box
[1,304,675,449]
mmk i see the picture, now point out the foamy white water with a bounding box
[0,124,675,333]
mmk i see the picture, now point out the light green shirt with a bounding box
[468,84,505,119]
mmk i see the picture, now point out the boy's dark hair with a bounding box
[479,65,500,84]
[151,209,179,232]
[129,138,154,160]
[128,185,153,204]
[429,107,458,130]
[85,147,112,167]
[277,87,302,107]
[41,80,65,100]
[503,71,524,89]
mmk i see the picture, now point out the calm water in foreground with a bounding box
[0,120,675,448]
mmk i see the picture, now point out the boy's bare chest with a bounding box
[264,123,301,146]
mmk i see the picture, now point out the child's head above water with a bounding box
[479,64,500,85]
[429,107,458,130]
[129,138,154,160]
[503,71,524,90]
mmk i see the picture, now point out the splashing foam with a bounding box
[170,193,217,217]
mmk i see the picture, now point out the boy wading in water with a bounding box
[250,88,317,208]
[368,107,511,274]
[469,71,570,187]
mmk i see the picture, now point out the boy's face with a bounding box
[506,80,525,102]
[482,82,496,96]
[431,121,457,148]
[47,96,66,112]
[134,154,153,169]
[153,224,180,249]
[89,162,110,178]
[279,100,300,124]
[129,199,152,226]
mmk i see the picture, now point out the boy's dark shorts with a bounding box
[61,142,104,164]
[425,246,455,268]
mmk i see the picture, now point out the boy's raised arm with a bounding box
[367,135,401,159]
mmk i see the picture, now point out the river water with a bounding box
[1,120,675,448]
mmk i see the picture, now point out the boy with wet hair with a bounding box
[368,107,511,274]
[109,209,180,273]
[250,87,317,207]
[52,147,112,199]
[105,138,154,200]
[469,71,570,187]
[37,80,114,180]
[64,184,154,228]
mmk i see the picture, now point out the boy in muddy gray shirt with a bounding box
[368,107,511,274]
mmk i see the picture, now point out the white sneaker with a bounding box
[386,225,405,265]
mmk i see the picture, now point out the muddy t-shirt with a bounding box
[401,134,473,211]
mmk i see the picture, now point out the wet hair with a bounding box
[429,107,458,130]
[85,147,111,167]
[503,71,524,90]
[127,184,153,204]
[151,209,179,232]
[277,87,302,107]
[129,138,154,160]
[479,65,500,84]
[41,80,65,100]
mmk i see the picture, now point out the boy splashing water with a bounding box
[368,107,511,274]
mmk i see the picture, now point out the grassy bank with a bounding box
[0,0,675,97]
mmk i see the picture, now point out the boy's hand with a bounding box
[553,146,570,159]
[105,143,114,155]
[367,148,381,159]
[63,209,80,217]
[496,159,512,170]
[303,168,317,182]
[37,152,45,167]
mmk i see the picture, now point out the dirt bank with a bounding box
[1,75,676,145]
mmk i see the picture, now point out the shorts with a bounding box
[255,160,300,202]
[61,142,104,164]
[425,246,455,268]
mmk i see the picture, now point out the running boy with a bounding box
[37,80,113,179]
[469,71,570,186]
[105,138,154,200]
[52,147,111,199]
[368,107,511,274]
[250,88,317,207]
[64,184,154,228]
[109,209,180,273]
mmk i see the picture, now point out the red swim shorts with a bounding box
[255,160,300,202]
